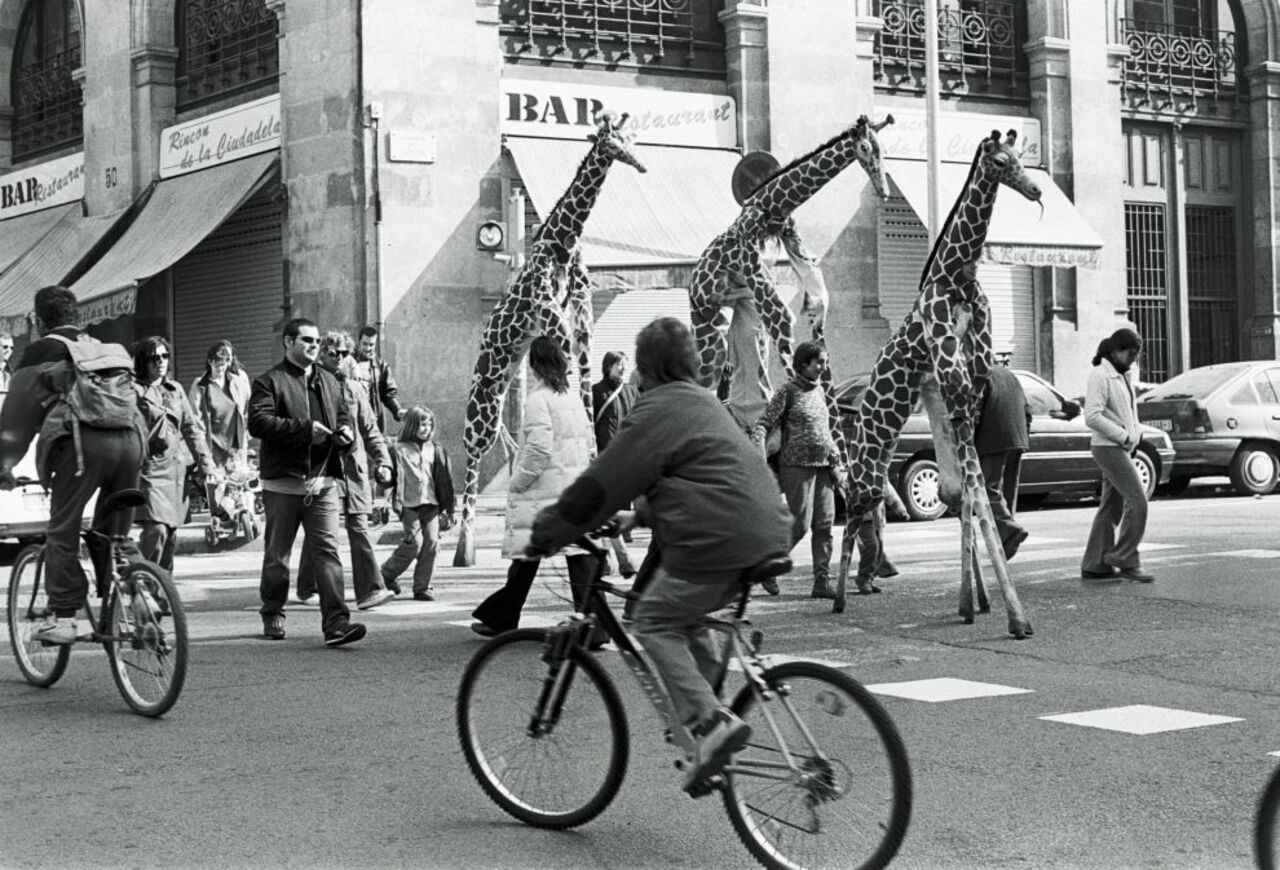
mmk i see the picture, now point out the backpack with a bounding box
[43,333,139,476]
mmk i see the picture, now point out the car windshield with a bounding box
[1140,364,1248,401]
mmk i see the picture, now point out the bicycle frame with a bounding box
[19,530,137,645]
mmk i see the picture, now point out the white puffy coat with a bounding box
[501,378,594,560]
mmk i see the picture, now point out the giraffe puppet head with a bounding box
[589,110,648,174]
[852,114,895,199]
[979,129,1041,204]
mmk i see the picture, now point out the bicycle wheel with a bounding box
[6,544,70,688]
[457,628,629,829]
[1256,766,1280,870]
[104,563,187,717]
[724,662,912,870]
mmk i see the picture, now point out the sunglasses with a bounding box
[148,352,170,361]
[294,336,319,345]
[326,348,351,357]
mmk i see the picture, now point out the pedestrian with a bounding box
[974,354,1031,560]
[750,341,842,599]
[0,331,13,390]
[249,317,367,646]
[295,333,396,611]
[590,350,638,577]
[353,325,405,431]
[188,340,252,530]
[471,336,596,638]
[1081,327,1154,583]
[380,404,456,601]
[134,336,217,571]
[0,286,146,644]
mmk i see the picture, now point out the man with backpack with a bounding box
[0,286,147,645]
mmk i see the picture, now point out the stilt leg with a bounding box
[972,528,990,614]
[958,496,975,623]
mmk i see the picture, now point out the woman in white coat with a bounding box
[1081,327,1154,583]
[472,336,598,637]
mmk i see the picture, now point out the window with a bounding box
[1121,0,1240,108]
[1019,377,1061,417]
[175,0,278,111]
[10,0,82,161]
[1229,383,1258,406]
[1258,370,1280,405]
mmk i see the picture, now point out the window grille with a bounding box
[1124,203,1172,382]
[11,0,83,161]
[1186,206,1238,367]
[1120,18,1240,109]
[176,0,279,110]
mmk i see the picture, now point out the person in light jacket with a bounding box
[380,404,456,601]
[471,336,597,637]
[1081,327,1154,583]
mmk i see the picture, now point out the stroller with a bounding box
[204,455,262,547]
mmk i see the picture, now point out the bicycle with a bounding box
[457,534,912,870]
[6,487,188,717]
[1256,764,1280,868]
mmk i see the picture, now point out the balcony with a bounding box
[1120,19,1241,111]
[176,0,280,111]
[12,46,83,161]
[500,0,725,76]
[873,0,1027,100]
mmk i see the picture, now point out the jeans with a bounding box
[260,486,350,635]
[853,501,888,583]
[44,431,143,617]
[472,555,597,633]
[778,465,835,583]
[380,505,440,595]
[979,450,1025,545]
[1083,445,1148,572]
[138,521,177,572]
[633,566,741,727]
[298,511,386,602]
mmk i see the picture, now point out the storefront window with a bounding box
[10,0,83,161]
[175,0,279,111]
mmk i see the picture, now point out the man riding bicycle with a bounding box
[529,317,791,791]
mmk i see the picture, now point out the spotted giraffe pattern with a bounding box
[834,131,1041,639]
[453,112,645,566]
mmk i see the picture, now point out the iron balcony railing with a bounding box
[873,0,1026,98]
[501,0,717,69]
[1120,19,1240,109]
[176,0,279,110]
[13,45,83,160]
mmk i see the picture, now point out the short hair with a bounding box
[793,341,825,372]
[528,335,570,394]
[132,335,172,381]
[601,350,626,376]
[320,330,353,355]
[635,317,699,387]
[34,286,78,330]
[358,326,379,340]
[282,317,316,340]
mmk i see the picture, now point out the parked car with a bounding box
[1136,361,1280,495]
[834,369,1176,521]
[0,391,95,543]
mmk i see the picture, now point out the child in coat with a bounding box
[380,406,456,601]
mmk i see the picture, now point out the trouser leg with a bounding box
[810,469,835,583]
[1082,448,1127,571]
[346,512,383,600]
[472,559,539,632]
[411,505,441,594]
[300,487,350,634]
[1002,452,1023,519]
[380,508,423,582]
[979,451,1023,543]
[1093,445,1148,570]
[777,465,817,550]
[261,490,304,621]
[622,537,662,620]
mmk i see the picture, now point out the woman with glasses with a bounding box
[134,336,217,570]
[189,340,252,472]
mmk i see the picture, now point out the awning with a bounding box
[885,159,1104,269]
[505,139,742,268]
[0,202,78,276]
[0,206,131,330]
[69,152,278,312]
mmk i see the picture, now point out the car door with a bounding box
[1260,368,1280,443]
[1016,372,1094,490]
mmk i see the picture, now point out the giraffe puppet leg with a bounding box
[454,376,505,567]
[961,440,1033,638]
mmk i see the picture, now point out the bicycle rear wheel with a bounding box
[6,544,70,687]
[457,628,629,829]
[724,662,912,870]
[105,563,187,717]
[1256,766,1280,870]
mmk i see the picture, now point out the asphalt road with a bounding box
[2,485,1278,870]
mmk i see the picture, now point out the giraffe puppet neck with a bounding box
[747,126,868,226]
[921,149,1002,288]
[533,143,617,254]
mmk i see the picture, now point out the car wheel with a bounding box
[1132,449,1157,500]
[899,459,947,521]
[1159,476,1192,497]
[1228,444,1279,495]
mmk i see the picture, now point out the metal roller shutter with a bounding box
[878,198,929,326]
[589,288,692,377]
[172,189,283,385]
[975,262,1035,370]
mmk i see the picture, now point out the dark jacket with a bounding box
[590,376,638,450]
[248,360,352,482]
[975,365,1031,456]
[16,325,82,368]
[357,355,403,426]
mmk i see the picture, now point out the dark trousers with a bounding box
[297,511,385,602]
[260,487,350,634]
[778,465,836,583]
[138,521,177,572]
[45,430,143,616]
[979,450,1025,544]
[380,504,440,594]
[622,537,663,619]
[473,554,597,633]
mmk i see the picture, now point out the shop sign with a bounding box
[501,78,736,149]
[160,94,282,178]
[877,107,1042,167]
[0,152,84,221]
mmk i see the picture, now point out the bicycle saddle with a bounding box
[743,557,792,586]
[103,489,147,513]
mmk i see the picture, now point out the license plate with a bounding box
[22,491,50,513]
[1149,419,1173,431]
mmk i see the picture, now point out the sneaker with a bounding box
[34,616,77,646]
[357,589,395,611]
[324,622,367,647]
[809,580,836,600]
[262,616,286,641]
[413,590,435,602]
[297,594,320,607]
[760,579,780,597]
[1118,566,1155,583]
[1080,565,1119,579]
[683,709,752,792]
[382,574,402,596]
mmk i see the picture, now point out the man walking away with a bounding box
[249,318,366,646]
[974,354,1030,560]
[591,350,639,577]
[354,326,405,432]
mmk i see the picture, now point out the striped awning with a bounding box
[505,139,743,268]
[0,202,78,278]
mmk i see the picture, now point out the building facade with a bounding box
[0,0,1277,493]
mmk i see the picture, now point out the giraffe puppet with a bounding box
[836,130,1041,639]
[453,111,645,566]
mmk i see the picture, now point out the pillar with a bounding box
[719,0,769,153]
[1245,61,1280,360]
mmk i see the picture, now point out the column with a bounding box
[129,47,178,191]
[719,1,769,152]
[1245,61,1280,360]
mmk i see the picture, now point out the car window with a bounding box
[1230,382,1260,406]
[1020,379,1060,416]
[1141,364,1249,400]
[1261,370,1280,405]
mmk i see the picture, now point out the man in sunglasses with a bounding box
[249,318,366,647]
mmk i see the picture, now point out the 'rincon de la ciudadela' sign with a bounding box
[0,152,84,221]
[160,94,282,179]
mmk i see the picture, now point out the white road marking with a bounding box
[728,653,854,672]
[866,677,1034,702]
[1038,705,1243,735]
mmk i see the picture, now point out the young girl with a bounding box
[380,406,456,601]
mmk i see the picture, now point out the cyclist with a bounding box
[529,316,791,792]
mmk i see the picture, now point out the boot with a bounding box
[810,577,836,600]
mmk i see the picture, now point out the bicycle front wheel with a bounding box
[457,628,629,829]
[1256,766,1280,870]
[724,662,912,870]
[105,563,187,717]
[6,544,69,687]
